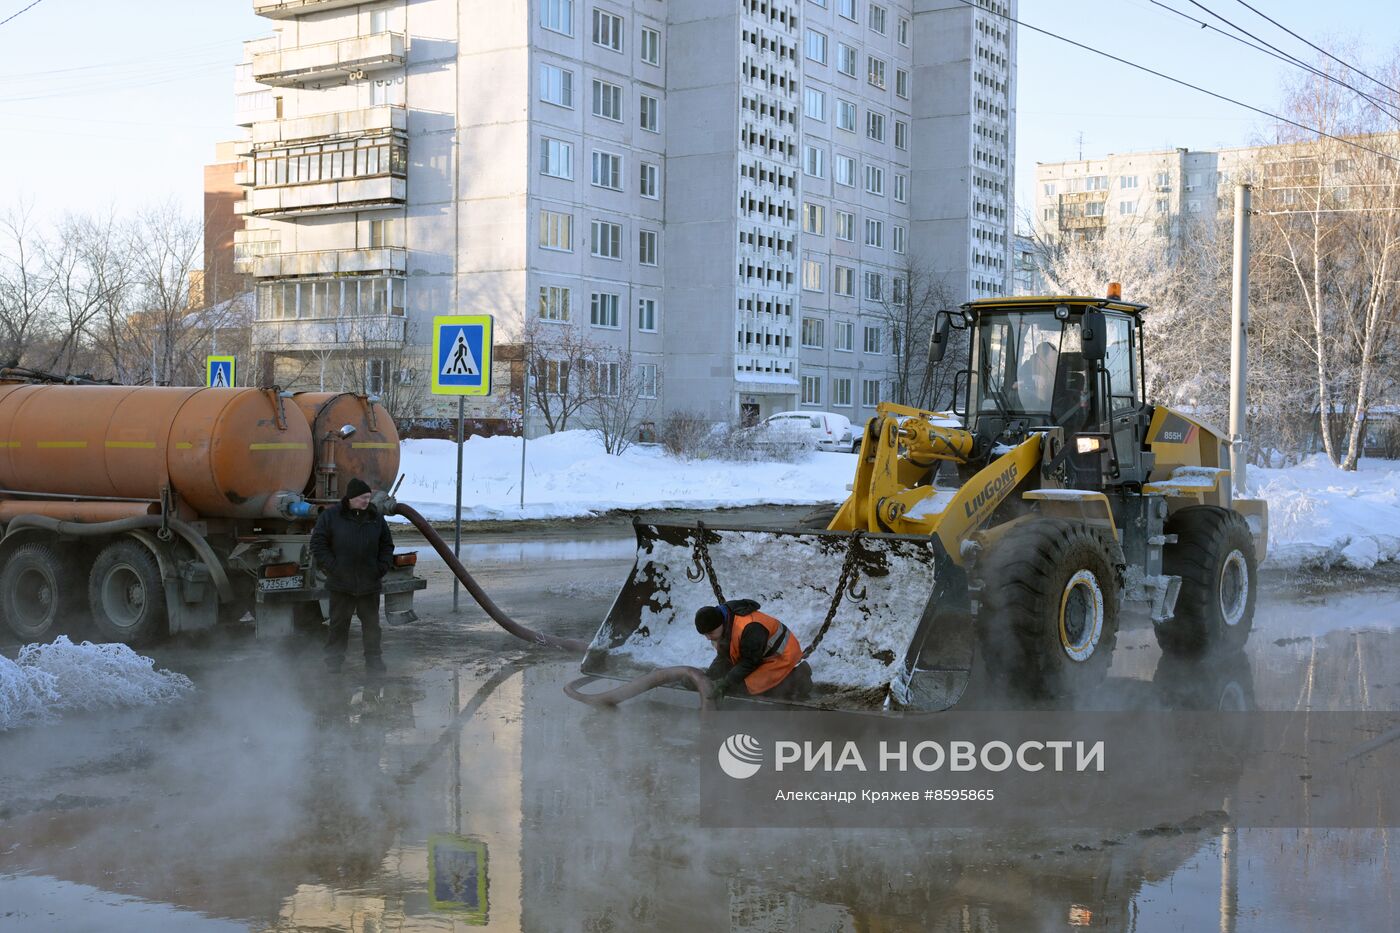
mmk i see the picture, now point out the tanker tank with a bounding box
[292,392,401,499]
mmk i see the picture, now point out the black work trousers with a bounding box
[324,590,382,661]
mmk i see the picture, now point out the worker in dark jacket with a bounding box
[695,599,813,701]
[310,477,394,673]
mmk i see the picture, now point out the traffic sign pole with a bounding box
[453,395,464,612]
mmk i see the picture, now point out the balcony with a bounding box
[253,0,367,19]
[248,247,407,279]
[252,105,405,148]
[252,32,406,87]
[233,231,281,274]
[238,175,406,218]
[253,315,408,352]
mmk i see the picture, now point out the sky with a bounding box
[0,0,1395,228]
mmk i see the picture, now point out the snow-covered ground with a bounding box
[396,432,1400,572]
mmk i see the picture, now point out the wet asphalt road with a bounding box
[1,508,1398,932]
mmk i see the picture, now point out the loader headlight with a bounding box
[1075,434,1107,454]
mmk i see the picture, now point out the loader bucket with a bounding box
[581,522,976,711]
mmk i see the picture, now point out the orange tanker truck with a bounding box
[0,377,424,645]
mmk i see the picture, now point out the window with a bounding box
[862,378,882,406]
[867,56,886,89]
[806,29,828,64]
[367,218,388,248]
[638,228,658,265]
[1156,197,1169,213]
[539,285,571,322]
[1085,202,1105,217]
[897,16,909,45]
[637,297,657,331]
[594,360,620,396]
[1187,200,1202,213]
[893,173,907,202]
[541,0,573,35]
[539,137,573,179]
[592,9,622,51]
[836,99,856,131]
[639,94,659,131]
[1120,175,1139,189]
[1043,207,1054,220]
[892,224,905,254]
[1043,182,1056,196]
[895,69,909,99]
[864,270,883,301]
[837,43,857,76]
[590,291,621,327]
[834,264,855,295]
[540,359,570,396]
[864,164,884,195]
[639,162,659,198]
[892,275,905,303]
[591,150,622,189]
[366,358,391,396]
[863,325,882,353]
[1119,201,1136,215]
[803,202,825,235]
[640,26,659,65]
[868,4,886,34]
[864,218,883,248]
[894,120,907,150]
[591,220,622,259]
[538,209,573,251]
[834,320,854,351]
[539,63,574,107]
[838,0,856,22]
[638,363,658,398]
[802,259,824,291]
[832,377,852,407]
[591,79,622,120]
[802,374,822,405]
[866,110,885,142]
[1085,175,1108,191]
[1153,171,1171,188]
[804,87,826,121]
[804,144,826,178]
[801,317,824,348]
[1105,315,1137,411]
[835,211,855,241]
[835,154,856,186]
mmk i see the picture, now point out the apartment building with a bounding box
[235,0,1016,427]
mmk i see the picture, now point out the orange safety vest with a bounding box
[728,610,804,695]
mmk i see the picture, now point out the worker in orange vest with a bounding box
[695,599,813,701]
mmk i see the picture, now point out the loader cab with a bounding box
[961,296,1150,488]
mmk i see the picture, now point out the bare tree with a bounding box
[870,259,961,410]
[332,316,427,422]
[583,346,658,455]
[521,318,602,433]
[0,203,56,366]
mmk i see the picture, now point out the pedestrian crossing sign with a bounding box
[206,356,235,388]
[431,315,493,396]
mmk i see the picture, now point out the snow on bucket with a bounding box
[583,523,951,709]
[0,636,193,731]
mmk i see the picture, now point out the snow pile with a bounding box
[0,637,193,731]
[1249,455,1400,570]
[396,431,855,521]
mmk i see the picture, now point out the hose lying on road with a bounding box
[565,668,715,711]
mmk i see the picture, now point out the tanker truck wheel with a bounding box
[0,543,85,642]
[975,518,1124,699]
[88,540,167,646]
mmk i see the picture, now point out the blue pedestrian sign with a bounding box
[432,315,493,396]
[206,356,235,388]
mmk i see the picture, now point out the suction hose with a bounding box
[390,502,714,709]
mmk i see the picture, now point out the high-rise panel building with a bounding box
[235,0,1016,427]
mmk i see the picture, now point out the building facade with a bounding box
[235,0,1016,427]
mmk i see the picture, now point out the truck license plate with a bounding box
[258,574,304,592]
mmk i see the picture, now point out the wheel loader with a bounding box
[581,289,1268,710]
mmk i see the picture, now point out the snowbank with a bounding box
[1248,455,1400,571]
[396,431,855,522]
[0,637,193,731]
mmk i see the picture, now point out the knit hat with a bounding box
[694,605,726,634]
[345,477,372,499]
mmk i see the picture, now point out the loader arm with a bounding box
[829,402,1042,565]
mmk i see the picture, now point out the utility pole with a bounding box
[1229,184,1251,495]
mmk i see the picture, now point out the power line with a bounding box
[0,0,45,28]
[1230,0,1400,97]
[1147,0,1400,123]
[958,0,1400,166]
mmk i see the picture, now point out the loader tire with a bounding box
[1156,507,1256,658]
[976,519,1123,698]
[0,543,86,642]
[88,540,167,646]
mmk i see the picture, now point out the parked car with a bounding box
[755,411,858,452]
